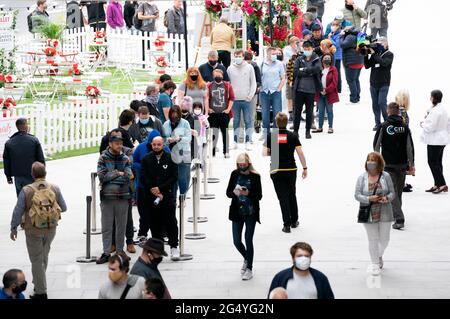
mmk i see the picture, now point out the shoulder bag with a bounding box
[357,173,382,223]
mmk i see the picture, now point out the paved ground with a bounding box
[1,0,450,299]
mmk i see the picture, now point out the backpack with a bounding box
[28,183,61,229]
[133,10,142,30]
[163,9,169,28]
[27,13,34,32]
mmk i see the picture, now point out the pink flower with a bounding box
[247,6,255,14]
[276,5,281,11]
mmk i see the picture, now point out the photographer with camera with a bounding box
[340,26,364,104]
[364,37,394,130]
[140,136,180,261]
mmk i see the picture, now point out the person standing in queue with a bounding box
[226,153,262,281]
[263,113,308,233]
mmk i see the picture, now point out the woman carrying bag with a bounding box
[354,152,396,276]
[226,153,262,281]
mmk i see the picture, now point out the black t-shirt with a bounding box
[264,129,302,172]
[81,0,106,23]
[99,127,135,154]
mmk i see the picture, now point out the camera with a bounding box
[358,34,380,56]
[154,197,161,206]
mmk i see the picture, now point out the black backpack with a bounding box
[27,13,34,32]
[133,11,142,30]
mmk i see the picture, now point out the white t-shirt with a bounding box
[286,271,318,299]
[321,68,330,90]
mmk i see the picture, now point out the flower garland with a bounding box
[85,86,102,98]
[205,0,229,21]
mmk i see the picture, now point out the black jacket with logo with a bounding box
[140,151,178,200]
[373,115,414,168]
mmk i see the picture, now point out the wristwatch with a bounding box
[303,167,308,170]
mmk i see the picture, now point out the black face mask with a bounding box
[323,60,332,66]
[214,76,223,83]
[12,281,27,294]
[152,257,163,265]
[277,55,283,61]
[239,166,249,173]
[345,4,354,10]
[208,60,218,67]
[153,149,163,155]
[190,75,198,81]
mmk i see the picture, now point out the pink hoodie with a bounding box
[107,1,124,29]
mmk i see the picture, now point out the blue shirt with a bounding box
[157,93,173,123]
[260,60,285,94]
[0,288,25,299]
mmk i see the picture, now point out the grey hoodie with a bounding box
[227,62,257,101]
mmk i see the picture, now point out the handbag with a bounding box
[357,173,382,223]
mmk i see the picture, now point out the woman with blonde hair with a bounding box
[355,152,396,276]
[177,67,208,105]
[226,153,262,281]
[395,90,411,126]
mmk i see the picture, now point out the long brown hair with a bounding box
[184,67,206,90]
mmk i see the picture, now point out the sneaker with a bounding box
[312,128,323,133]
[291,221,299,228]
[305,131,312,139]
[379,257,384,269]
[368,264,381,276]
[171,247,180,261]
[242,269,253,281]
[127,244,136,254]
[96,253,110,265]
[328,128,334,134]
[392,223,405,230]
[241,260,248,275]
[110,244,116,254]
[245,142,252,151]
[282,226,291,233]
[134,236,147,245]
[224,153,230,159]
[403,184,413,192]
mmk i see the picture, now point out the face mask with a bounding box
[12,281,27,294]
[109,271,124,283]
[190,75,198,81]
[345,4,354,10]
[376,44,386,52]
[331,26,339,33]
[153,149,163,155]
[277,55,283,61]
[234,57,243,65]
[193,109,202,116]
[271,55,278,62]
[367,161,378,172]
[239,166,249,173]
[304,50,313,57]
[323,60,332,66]
[214,76,223,83]
[140,118,150,125]
[209,60,218,67]
[152,257,163,265]
[147,94,159,104]
[295,256,311,271]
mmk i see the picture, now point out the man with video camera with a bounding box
[364,37,394,131]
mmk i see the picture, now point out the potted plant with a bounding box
[85,85,102,99]
[68,64,82,82]
[94,31,106,44]
[37,22,65,42]
[44,47,57,64]
[0,73,18,90]
[155,56,168,74]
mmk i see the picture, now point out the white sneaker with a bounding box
[171,247,180,261]
[241,260,248,275]
[367,264,381,276]
[242,268,253,281]
[224,153,230,158]
[245,142,252,151]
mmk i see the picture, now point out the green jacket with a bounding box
[341,7,367,30]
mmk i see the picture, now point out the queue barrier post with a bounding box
[77,196,97,263]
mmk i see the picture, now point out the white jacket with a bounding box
[421,103,450,146]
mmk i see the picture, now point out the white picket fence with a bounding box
[5,93,145,156]
[15,27,194,74]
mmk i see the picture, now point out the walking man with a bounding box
[10,162,67,299]
[3,118,45,197]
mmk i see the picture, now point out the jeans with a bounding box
[334,59,342,93]
[14,175,34,197]
[148,195,179,248]
[344,67,362,103]
[427,145,447,187]
[293,91,315,132]
[260,91,282,135]
[232,216,257,270]
[370,85,389,127]
[271,171,298,227]
[25,229,56,294]
[177,162,191,195]
[100,199,129,254]
[233,100,253,143]
[385,167,406,224]
[112,201,134,245]
[371,27,388,38]
[363,222,391,265]
[208,113,230,155]
[317,95,334,129]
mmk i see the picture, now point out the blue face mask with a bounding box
[304,50,313,57]
[140,118,150,125]
[271,55,278,62]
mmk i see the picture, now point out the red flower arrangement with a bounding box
[44,47,57,57]
[240,0,265,27]
[1,97,17,114]
[0,73,17,83]
[94,31,106,44]
[68,64,82,76]
[46,38,59,48]
[155,56,168,68]
[263,24,289,47]
[85,86,102,98]
[205,0,228,21]
[153,38,166,47]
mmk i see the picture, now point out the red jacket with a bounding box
[315,66,339,105]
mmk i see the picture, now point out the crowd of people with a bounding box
[2,0,450,300]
